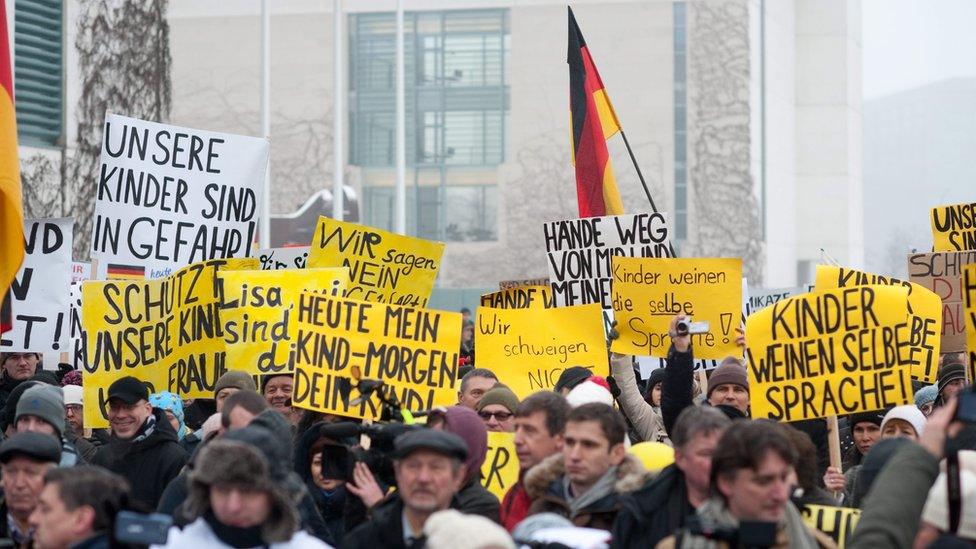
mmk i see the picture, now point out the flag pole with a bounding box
[617,128,658,214]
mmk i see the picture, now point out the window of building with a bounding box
[13,0,63,147]
[351,9,509,242]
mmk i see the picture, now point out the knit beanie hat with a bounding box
[476,385,519,414]
[214,370,257,397]
[60,370,82,387]
[922,450,976,541]
[148,392,188,440]
[553,366,592,394]
[938,363,967,396]
[849,409,886,428]
[424,509,516,549]
[707,359,749,397]
[914,385,939,408]
[881,404,927,438]
[62,385,83,406]
[16,385,65,438]
[566,379,614,408]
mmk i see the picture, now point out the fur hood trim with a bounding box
[523,452,650,500]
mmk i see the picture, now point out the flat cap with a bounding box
[0,432,61,464]
[394,429,468,461]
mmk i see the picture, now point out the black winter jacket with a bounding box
[91,408,188,510]
[661,345,695,437]
[611,463,695,549]
[457,478,500,523]
[342,496,419,549]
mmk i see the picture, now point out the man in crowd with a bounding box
[221,389,271,433]
[214,370,257,412]
[501,391,569,530]
[61,384,106,458]
[91,376,187,510]
[936,361,966,406]
[524,403,649,530]
[15,385,87,466]
[29,466,130,549]
[262,373,295,422]
[612,406,731,548]
[657,420,832,548]
[0,353,40,409]
[344,430,470,549]
[476,385,519,432]
[457,368,498,409]
[0,432,61,546]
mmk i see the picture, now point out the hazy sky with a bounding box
[862,0,976,99]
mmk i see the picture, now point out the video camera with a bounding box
[317,421,422,488]
[683,515,777,549]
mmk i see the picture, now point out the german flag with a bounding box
[0,0,24,334]
[106,264,146,280]
[568,7,624,218]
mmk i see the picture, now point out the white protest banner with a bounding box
[746,286,810,316]
[90,113,268,279]
[544,212,673,308]
[71,262,91,284]
[68,284,88,371]
[253,246,310,271]
[1,218,73,352]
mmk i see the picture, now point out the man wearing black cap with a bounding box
[343,429,469,549]
[936,361,967,407]
[0,432,61,546]
[91,376,187,510]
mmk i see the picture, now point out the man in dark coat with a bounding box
[0,353,40,411]
[611,406,731,549]
[91,376,187,510]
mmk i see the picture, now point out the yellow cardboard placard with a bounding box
[931,202,976,252]
[219,268,349,376]
[81,258,257,427]
[479,286,554,309]
[292,293,461,420]
[815,265,941,382]
[963,264,976,382]
[610,257,742,359]
[307,217,444,308]
[481,431,520,502]
[746,285,913,421]
[476,303,608,398]
[801,505,860,549]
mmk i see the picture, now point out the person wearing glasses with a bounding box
[476,385,519,432]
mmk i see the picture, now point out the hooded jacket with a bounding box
[91,408,188,510]
[438,406,499,522]
[610,354,670,446]
[611,463,693,549]
[524,452,650,531]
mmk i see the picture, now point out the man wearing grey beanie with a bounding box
[15,385,83,467]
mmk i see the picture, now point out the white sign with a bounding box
[745,285,813,316]
[70,262,91,284]
[253,246,309,271]
[90,113,269,279]
[544,212,673,308]
[1,218,73,352]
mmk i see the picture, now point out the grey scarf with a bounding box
[562,465,618,516]
[677,497,818,549]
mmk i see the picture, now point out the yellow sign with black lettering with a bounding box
[931,202,976,252]
[963,264,976,382]
[801,505,860,549]
[610,257,742,359]
[815,265,941,382]
[307,217,444,308]
[746,285,914,421]
[476,303,608,398]
[480,286,554,309]
[81,258,258,427]
[481,432,520,501]
[292,293,461,420]
[219,268,349,376]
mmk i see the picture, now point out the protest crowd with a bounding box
[3,5,976,549]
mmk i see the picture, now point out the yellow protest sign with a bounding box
[963,264,976,382]
[307,217,444,308]
[931,202,976,252]
[801,505,860,549]
[610,257,742,359]
[481,432,519,501]
[476,304,608,398]
[746,285,913,421]
[82,258,258,427]
[219,268,349,376]
[815,265,941,382]
[480,286,554,309]
[292,293,461,420]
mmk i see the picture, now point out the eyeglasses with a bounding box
[478,410,513,421]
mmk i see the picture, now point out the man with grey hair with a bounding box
[610,406,731,548]
[457,368,498,410]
